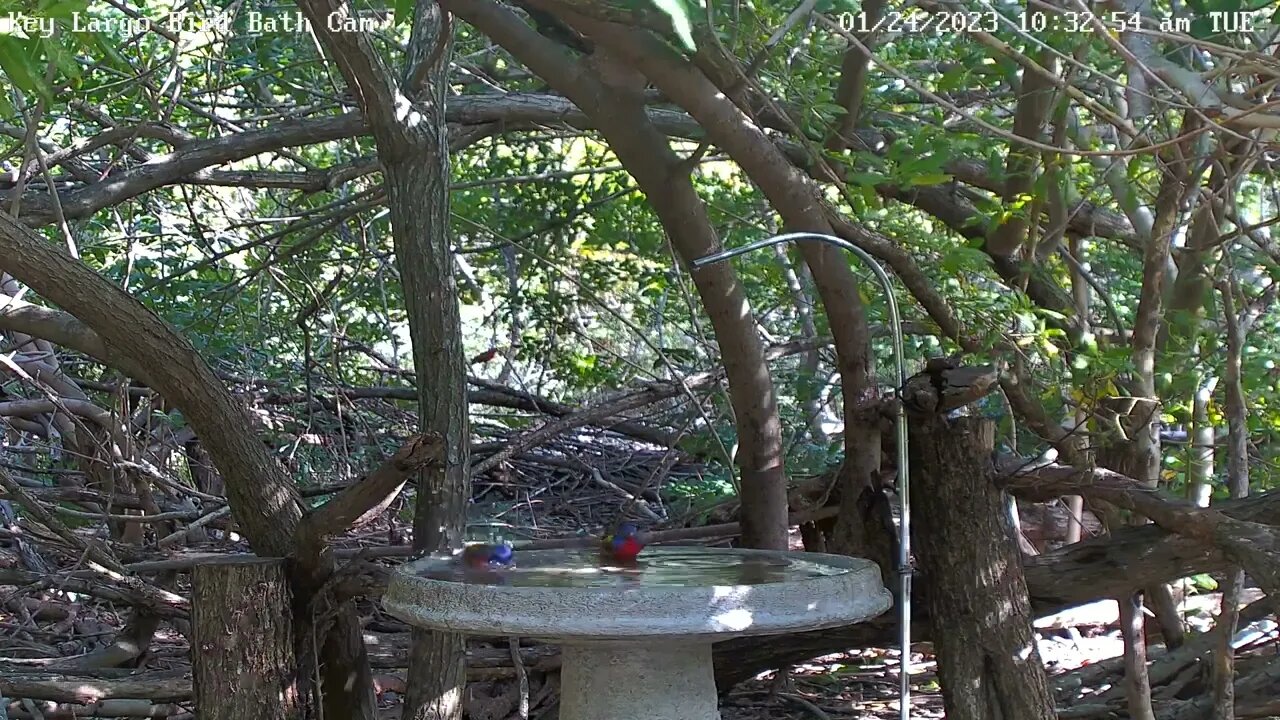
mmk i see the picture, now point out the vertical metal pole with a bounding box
[690,232,911,720]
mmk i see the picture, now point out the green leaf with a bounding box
[38,38,81,83]
[936,66,969,92]
[86,31,129,70]
[651,0,697,51]
[1189,573,1218,592]
[905,173,952,187]
[940,246,991,273]
[37,0,87,19]
[847,171,889,186]
[0,36,49,103]
[858,184,878,209]
[1188,16,1218,39]
[817,0,859,12]
[393,0,415,26]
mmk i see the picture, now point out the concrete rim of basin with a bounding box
[383,548,892,643]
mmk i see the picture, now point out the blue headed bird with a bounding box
[599,522,645,563]
[459,542,514,570]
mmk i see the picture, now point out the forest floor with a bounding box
[721,645,944,720]
[4,430,1278,719]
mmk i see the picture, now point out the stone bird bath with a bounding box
[384,546,892,720]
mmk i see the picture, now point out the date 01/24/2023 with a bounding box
[832,9,1149,35]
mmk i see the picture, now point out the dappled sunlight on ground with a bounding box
[721,648,945,720]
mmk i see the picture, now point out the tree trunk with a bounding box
[1118,589,1156,720]
[1095,419,1164,720]
[772,244,827,444]
[539,14,881,554]
[1210,278,1250,720]
[286,0,470,715]
[363,4,470,718]
[909,414,1055,720]
[437,0,790,549]
[191,558,300,720]
[1066,235,1091,543]
[1188,376,1216,507]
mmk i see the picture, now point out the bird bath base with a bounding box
[561,642,718,720]
[384,547,891,720]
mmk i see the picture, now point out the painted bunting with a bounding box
[600,522,645,563]
[459,542,514,570]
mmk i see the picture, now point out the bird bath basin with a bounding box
[384,547,892,720]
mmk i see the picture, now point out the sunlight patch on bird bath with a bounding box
[710,607,754,632]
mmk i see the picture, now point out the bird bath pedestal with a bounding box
[384,547,892,720]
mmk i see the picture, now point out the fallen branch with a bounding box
[469,372,723,477]
[0,675,191,703]
[120,505,841,574]
[155,506,231,549]
[587,467,662,522]
[1003,463,1280,598]
[0,568,189,619]
[3,699,189,719]
[0,645,562,702]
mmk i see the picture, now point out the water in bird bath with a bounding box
[418,546,853,587]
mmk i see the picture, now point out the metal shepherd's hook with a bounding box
[690,232,912,720]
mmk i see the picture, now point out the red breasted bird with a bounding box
[600,522,645,563]
[459,542,514,570]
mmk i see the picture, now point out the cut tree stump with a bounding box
[909,413,1056,720]
[191,557,300,720]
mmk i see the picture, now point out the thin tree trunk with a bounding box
[383,115,470,720]
[1096,407,1160,718]
[1119,136,1198,673]
[1210,279,1250,719]
[773,244,827,444]
[1118,589,1156,720]
[1189,374,1217,508]
[1066,236,1091,544]
[541,17,881,558]
[826,0,884,150]
[389,12,469,720]
[290,1,466,717]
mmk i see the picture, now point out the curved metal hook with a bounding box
[691,232,912,720]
